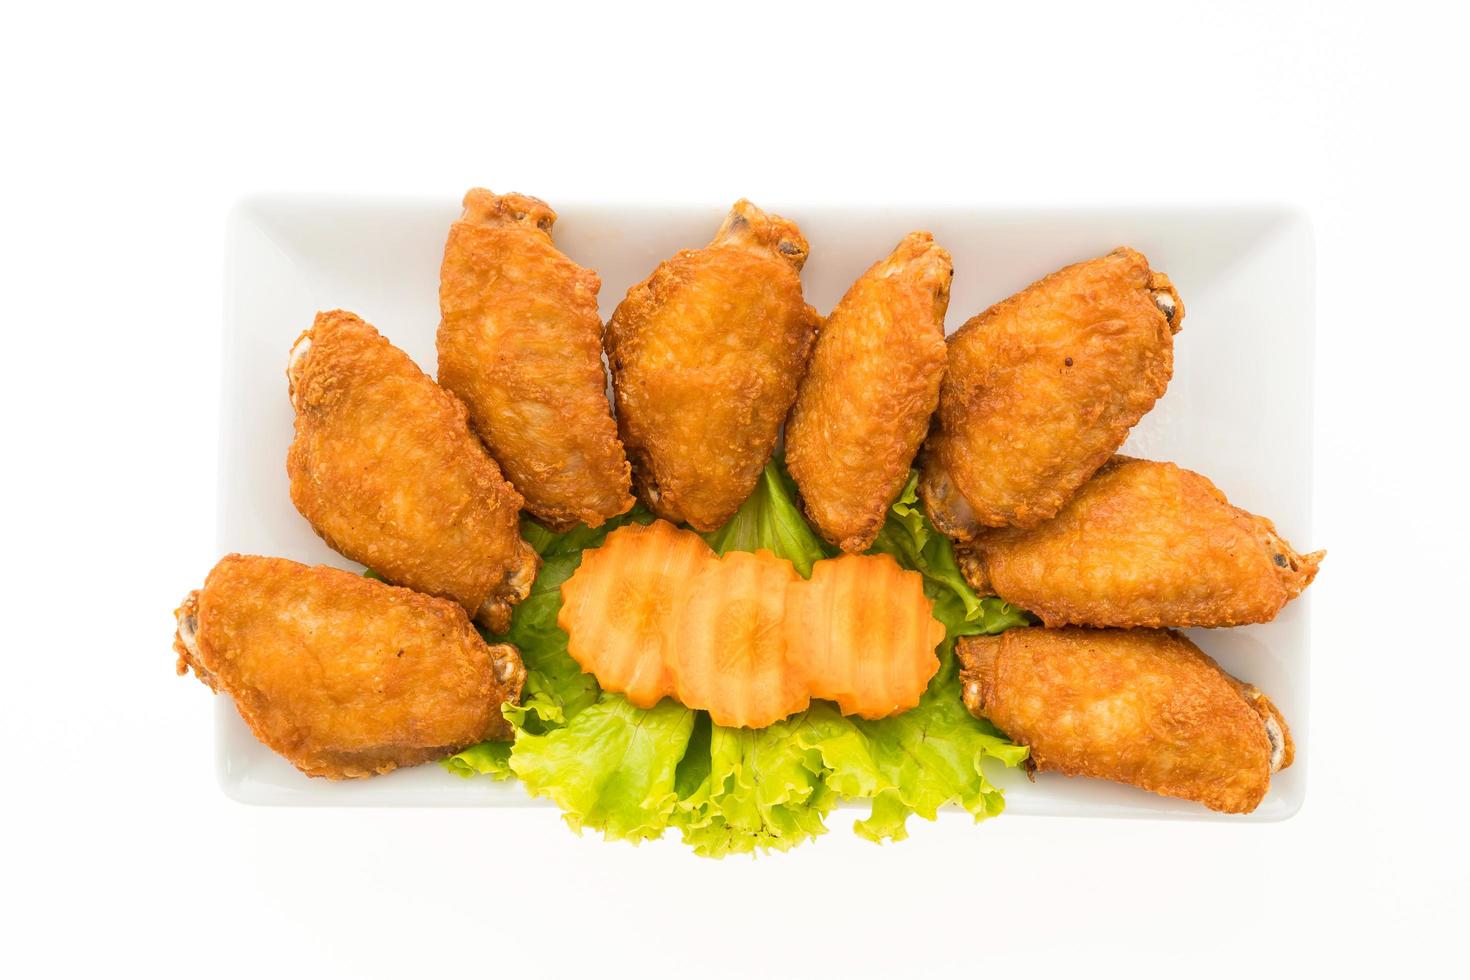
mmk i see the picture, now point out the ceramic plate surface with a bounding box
[217,196,1314,820]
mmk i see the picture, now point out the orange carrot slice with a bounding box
[558,520,715,707]
[785,553,945,719]
[561,526,943,726]
[670,550,810,729]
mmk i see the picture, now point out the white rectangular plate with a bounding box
[218,196,1313,821]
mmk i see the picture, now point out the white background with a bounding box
[2,2,1464,976]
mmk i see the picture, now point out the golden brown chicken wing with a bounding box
[438,189,633,531]
[605,199,819,531]
[919,247,1183,537]
[958,456,1324,628]
[287,310,538,633]
[173,555,525,779]
[786,232,951,552]
[957,627,1292,813]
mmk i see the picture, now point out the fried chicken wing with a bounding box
[957,627,1292,813]
[958,456,1324,628]
[786,233,951,552]
[173,555,525,778]
[605,199,819,531]
[287,310,538,633]
[920,247,1183,536]
[438,189,633,531]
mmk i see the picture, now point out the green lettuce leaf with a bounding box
[821,689,1027,841]
[445,462,1030,854]
[702,460,831,576]
[510,695,696,842]
[443,739,513,779]
[671,713,835,856]
[870,471,1031,634]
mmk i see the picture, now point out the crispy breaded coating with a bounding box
[605,199,819,531]
[920,247,1183,536]
[286,310,538,633]
[438,189,633,531]
[173,555,525,779]
[958,456,1324,628]
[957,627,1292,813]
[786,233,951,552]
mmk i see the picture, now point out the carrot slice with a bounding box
[785,553,945,719]
[558,520,715,707]
[561,527,943,726]
[670,550,810,728]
